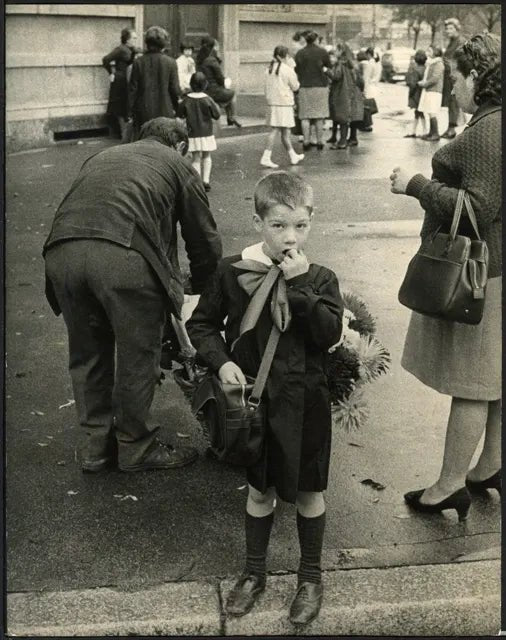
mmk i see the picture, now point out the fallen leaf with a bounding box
[37,443,49,447]
[120,494,138,501]
[347,442,364,448]
[113,494,124,498]
[360,478,385,491]
[67,490,79,496]
[45,435,54,439]
[32,410,45,416]
[56,461,66,466]
[13,192,19,197]
[42,164,54,168]
[176,432,190,438]
[394,514,412,519]
[15,372,27,378]
[237,485,247,490]
[58,399,75,409]
[15,332,22,336]
[20,428,30,432]
[372,497,380,503]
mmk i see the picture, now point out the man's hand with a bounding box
[279,249,309,280]
[109,73,115,83]
[218,361,247,385]
[390,166,411,194]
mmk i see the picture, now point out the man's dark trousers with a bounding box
[448,93,460,128]
[45,239,167,467]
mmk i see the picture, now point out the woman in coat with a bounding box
[326,43,364,149]
[294,31,330,150]
[196,36,242,127]
[128,26,181,137]
[102,27,139,142]
[390,33,501,520]
[417,45,445,141]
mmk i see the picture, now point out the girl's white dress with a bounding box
[264,61,300,128]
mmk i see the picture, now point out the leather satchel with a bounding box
[398,189,488,325]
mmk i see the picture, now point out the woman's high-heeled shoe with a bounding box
[466,469,501,495]
[404,487,471,522]
[227,118,242,128]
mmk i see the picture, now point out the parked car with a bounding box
[387,47,416,81]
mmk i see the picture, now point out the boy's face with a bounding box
[254,204,312,262]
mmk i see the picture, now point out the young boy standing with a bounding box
[186,172,343,625]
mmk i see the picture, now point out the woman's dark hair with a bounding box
[180,41,193,53]
[356,50,367,62]
[196,36,217,66]
[268,45,288,75]
[190,71,208,92]
[365,46,375,58]
[139,117,189,151]
[304,31,318,45]
[414,49,427,65]
[292,31,304,42]
[145,26,168,52]
[430,45,443,58]
[121,28,132,45]
[455,32,501,106]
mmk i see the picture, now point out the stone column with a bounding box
[218,4,240,90]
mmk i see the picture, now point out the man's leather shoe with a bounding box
[226,573,266,617]
[289,582,323,625]
[119,440,198,472]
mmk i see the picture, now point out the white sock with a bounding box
[202,155,212,183]
[191,155,201,176]
[261,149,272,161]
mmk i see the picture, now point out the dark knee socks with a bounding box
[245,511,274,578]
[296,511,326,585]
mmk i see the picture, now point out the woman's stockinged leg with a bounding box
[301,119,311,145]
[191,151,202,176]
[468,399,501,481]
[265,128,278,153]
[420,396,488,503]
[315,119,324,144]
[280,127,293,152]
[201,151,212,184]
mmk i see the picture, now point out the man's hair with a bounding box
[414,49,427,66]
[121,28,133,44]
[304,31,318,45]
[145,26,168,52]
[254,172,313,219]
[444,18,461,31]
[139,117,189,150]
[455,32,501,106]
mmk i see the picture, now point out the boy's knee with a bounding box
[248,485,276,507]
[296,491,325,515]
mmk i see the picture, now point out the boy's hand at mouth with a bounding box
[219,361,247,385]
[279,249,309,280]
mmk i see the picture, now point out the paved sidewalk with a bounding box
[7,560,500,636]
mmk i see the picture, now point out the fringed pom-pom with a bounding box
[341,292,377,337]
[331,386,370,432]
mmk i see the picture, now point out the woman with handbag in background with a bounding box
[390,33,501,520]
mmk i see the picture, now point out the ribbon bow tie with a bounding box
[232,259,292,336]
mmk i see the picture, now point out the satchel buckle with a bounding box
[247,396,261,409]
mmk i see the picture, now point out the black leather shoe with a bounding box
[302,143,311,151]
[316,143,324,151]
[203,182,211,192]
[289,582,323,625]
[347,138,358,146]
[441,129,457,139]
[119,440,198,472]
[466,469,501,495]
[404,486,471,521]
[226,573,265,617]
[227,118,242,128]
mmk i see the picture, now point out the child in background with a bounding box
[404,50,427,138]
[187,172,344,625]
[417,45,445,141]
[261,46,305,168]
[178,71,220,192]
[176,41,196,94]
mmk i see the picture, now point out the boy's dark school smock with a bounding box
[186,256,344,503]
[178,95,221,138]
[43,138,222,318]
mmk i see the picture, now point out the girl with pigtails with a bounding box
[260,46,305,168]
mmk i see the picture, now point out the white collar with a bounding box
[241,242,273,266]
[187,92,207,98]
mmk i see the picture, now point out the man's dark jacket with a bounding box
[43,137,223,318]
[294,43,331,88]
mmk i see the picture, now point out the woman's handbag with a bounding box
[191,323,280,467]
[398,189,488,324]
[364,97,378,115]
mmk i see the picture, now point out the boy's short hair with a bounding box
[254,172,313,219]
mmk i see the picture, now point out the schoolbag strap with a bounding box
[247,324,281,407]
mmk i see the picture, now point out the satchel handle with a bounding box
[449,189,481,241]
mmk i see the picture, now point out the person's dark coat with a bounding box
[102,44,137,118]
[43,138,222,318]
[186,256,344,503]
[198,53,235,105]
[327,59,364,124]
[294,43,330,88]
[405,59,425,109]
[442,34,466,107]
[128,52,182,127]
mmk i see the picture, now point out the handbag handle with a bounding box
[449,189,481,241]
